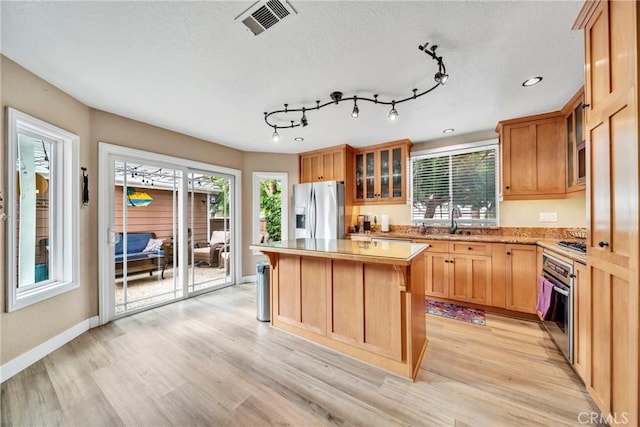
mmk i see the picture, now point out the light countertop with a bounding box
[250,238,428,266]
[348,232,587,264]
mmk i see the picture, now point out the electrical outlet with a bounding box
[539,212,558,222]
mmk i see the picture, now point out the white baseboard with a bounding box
[0,315,99,383]
[242,274,257,283]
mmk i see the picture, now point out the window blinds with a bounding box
[411,144,498,226]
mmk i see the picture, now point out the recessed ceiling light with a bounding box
[443,128,455,133]
[522,76,543,87]
[294,137,304,142]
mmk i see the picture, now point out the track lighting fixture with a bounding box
[263,40,449,140]
[351,97,359,118]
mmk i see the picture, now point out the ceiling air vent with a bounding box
[236,0,297,36]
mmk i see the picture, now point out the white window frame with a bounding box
[6,108,80,312]
[410,139,499,227]
[252,172,288,254]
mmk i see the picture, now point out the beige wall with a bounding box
[242,152,298,276]
[500,197,586,227]
[90,109,243,170]
[0,56,283,367]
[1,56,93,364]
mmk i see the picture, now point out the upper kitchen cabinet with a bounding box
[353,139,412,205]
[574,0,639,424]
[496,112,565,200]
[562,87,586,195]
[299,144,354,183]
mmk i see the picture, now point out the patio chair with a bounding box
[193,230,229,267]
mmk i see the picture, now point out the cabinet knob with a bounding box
[581,103,590,109]
[467,247,473,250]
[506,251,511,255]
[449,260,454,264]
[569,274,576,278]
[444,260,449,263]
[598,241,609,248]
[505,185,510,190]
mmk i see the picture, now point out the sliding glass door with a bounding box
[113,160,183,315]
[188,171,234,294]
[100,143,239,322]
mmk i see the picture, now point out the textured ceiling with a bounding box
[1,1,585,154]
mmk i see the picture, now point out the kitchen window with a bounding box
[410,140,498,227]
[6,108,80,311]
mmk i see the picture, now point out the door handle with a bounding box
[108,229,120,244]
[553,286,569,297]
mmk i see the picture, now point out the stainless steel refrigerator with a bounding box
[294,181,345,239]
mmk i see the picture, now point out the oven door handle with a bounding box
[553,286,569,297]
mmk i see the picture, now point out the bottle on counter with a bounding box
[420,222,427,235]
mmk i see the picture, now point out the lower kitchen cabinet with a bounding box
[587,263,635,421]
[425,251,449,299]
[448,254,492,305]
[420,240,492,306]
[420,239,538,315]
[491,243,538,314]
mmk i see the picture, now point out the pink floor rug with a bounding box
[425,299,486,325]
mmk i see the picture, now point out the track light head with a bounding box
[272,126,280,142]
[388,102,399,121]
[351,98,359,118]
[435,71,449,85]
[301,108,309,127]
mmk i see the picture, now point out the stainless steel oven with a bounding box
[540,252,574,363]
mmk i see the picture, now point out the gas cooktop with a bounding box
[557,241,587,254]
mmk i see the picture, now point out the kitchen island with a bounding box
[250,238,428,380]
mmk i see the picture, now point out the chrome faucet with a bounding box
[450,206,461,234]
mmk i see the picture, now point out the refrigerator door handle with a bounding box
[309,186,315,239]
[312,187,317,238]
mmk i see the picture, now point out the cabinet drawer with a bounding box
[413,239,449,252]
[449,241,492,256]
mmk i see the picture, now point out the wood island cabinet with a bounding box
[496,112,566,200]
[574,1,639,423]
[299,144,353,183]
[252,239,428,381]
[562,87,587,195]
[353,139,411,205]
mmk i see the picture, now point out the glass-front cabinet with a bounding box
[353,139,411,204]
[563,87,586,194]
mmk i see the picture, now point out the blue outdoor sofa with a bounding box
[114,231,167,279]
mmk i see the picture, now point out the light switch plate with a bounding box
[539,212,558,222]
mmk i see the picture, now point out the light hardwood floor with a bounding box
[2,282,602,426]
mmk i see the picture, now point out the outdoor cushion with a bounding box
[209,231,230,246]
[115,232,154,255]
[143,238,164,252]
